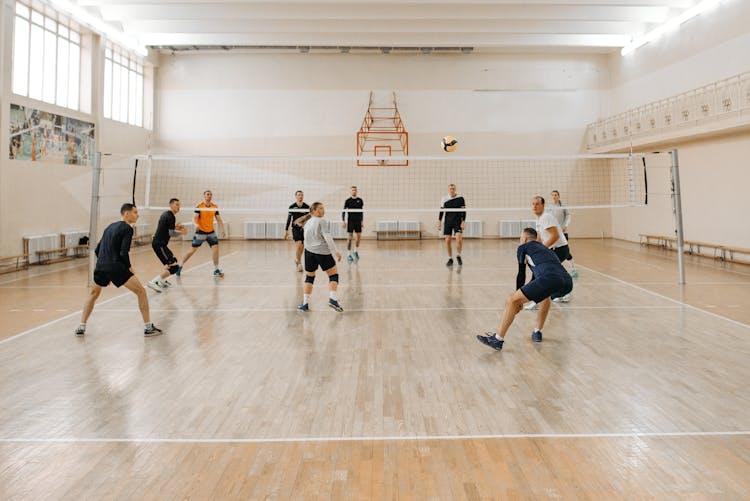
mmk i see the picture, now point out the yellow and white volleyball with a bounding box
[441,136,458,152]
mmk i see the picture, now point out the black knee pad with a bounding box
[168,264,180,275]
[304,275,315,284]
[329,273,339,283]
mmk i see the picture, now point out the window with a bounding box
[12,1,81,110]
[103,44,144,127]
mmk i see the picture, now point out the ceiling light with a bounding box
[621,0,723,56]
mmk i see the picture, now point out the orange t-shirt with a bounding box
[195,202,219,233]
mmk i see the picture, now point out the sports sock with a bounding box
[145,322,153,329]
[329,290,338,301]
[303,294,311,304]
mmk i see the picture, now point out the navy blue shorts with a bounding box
[93,265,133,288]
[521,272,573,303]
[304,249,336,273]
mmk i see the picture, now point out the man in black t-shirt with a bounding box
[342,186,364,262]
[75,203,162,337]
[284,190,309,272]
[147,198,187,291]
[438,183,466,268]
[476,227,573,351]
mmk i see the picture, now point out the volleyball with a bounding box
[441,136,458,152]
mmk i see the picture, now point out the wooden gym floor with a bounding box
[0,238,749,499]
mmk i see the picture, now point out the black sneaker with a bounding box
[75,325,85,337]
[144,324,163,337]
[476,333,504,350]
[328,298,344,312]
[446,258,454,268]
[456,256,463,266]
[531,330,543,342]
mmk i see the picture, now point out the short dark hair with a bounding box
[204,190,212,196]
[522,227,538,239]
[169,198,180,204]
[351,185,357,189]
[534,196,545,205]
[120,203,136,215]
[295,190,303,196]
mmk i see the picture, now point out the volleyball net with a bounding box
[133,154,655,215]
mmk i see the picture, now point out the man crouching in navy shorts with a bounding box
[476,227,573,350]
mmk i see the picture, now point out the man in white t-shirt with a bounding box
[525,195,572,308]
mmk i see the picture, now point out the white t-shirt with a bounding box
[536,212,568,248]
[303,216,339,255]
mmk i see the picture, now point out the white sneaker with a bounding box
[559,293,571,303]
[162,280,172,288]
[524,302,538,310]
[146,280,164,293]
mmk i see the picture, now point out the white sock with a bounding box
[79,323,86,328]
[151,275,161,283]
[303,294,311,304]
[534,328,541,333]
[329,290,338,300]
[145,322,153,329]
[494,334,503,341]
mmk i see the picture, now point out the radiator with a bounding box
[133,223,152,236]
[500,221,522,238]
[327,220,349,239]
[61,230,89,256]
[244,222,266,239]
[23,234,59,264]
[398,220,420,232]
[463,220,482,238]
[181,222,196,241]
[265,222,285,239]
[376,221,398,232]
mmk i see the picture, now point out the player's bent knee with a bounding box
[168,264,180,275]
[304,275,315,284]
[328,273,339,283]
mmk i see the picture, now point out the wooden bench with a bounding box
[132,233,154,246]
[720,246,750,263]
[36,245,89,264]
[0,253,30,274]
[684,240,724,259]
[639,234,676,249]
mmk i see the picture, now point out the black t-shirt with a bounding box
[515,240,566,289]
[286,202,310,230]
[95,221,133,270]
[153,210,176,243]
[343,197,364,223]
[439,195,466,224]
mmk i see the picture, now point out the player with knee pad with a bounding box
[297,202,344,313]
[148,198,187,292]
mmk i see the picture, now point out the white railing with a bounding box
[586,71,750,150]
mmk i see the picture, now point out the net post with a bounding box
[87,151,102,287]
[670,149,686,284]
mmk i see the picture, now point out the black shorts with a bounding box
[292,226,304,242]
[347,219,362,233]
[304,249,336,273]
[563,234,573,260]
[552,245,570,263]
[152,241,177,266]
[93,266,133,288]
[443,219,463,236]
[521,272,573,304]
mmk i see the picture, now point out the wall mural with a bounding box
[9,104,95,166]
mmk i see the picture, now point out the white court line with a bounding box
[1,430,749,445]
[0,252,239,346]
[99,305,684,313]
[578,264,750,330]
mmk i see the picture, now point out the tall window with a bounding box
[104,44,144,127]
[12,2,81,110]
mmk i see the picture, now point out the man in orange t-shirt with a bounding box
[178,190,226,278]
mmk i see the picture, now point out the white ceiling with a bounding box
[74,0,703,52]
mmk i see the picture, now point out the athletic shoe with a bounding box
[175,265,182,276]
[144,324,163,337]
[552,296,561,303]
[476,333,503,351]
[213,269,225,278]
[146,280,164,293]
[353,250,359,261]
[531,330,543,342]
[570,268,579,280]
[446,258,454,268]
[456,256,463,266]
[558,293,571,303]
[347,254,353,263]
[75,325,85,337]
[297,303,309,312]
[524,302,538,310]
[328,298,344,312]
